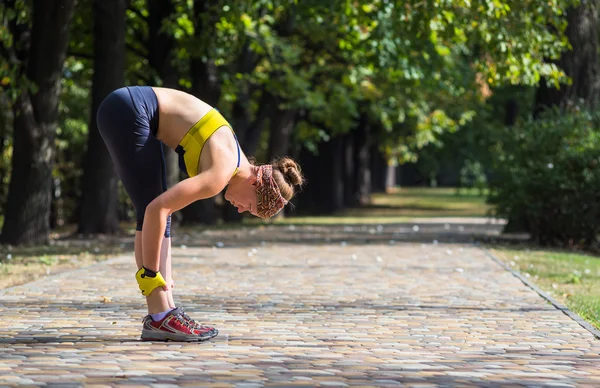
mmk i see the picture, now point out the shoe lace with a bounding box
[183,312,198,327]
[176,308,200,327]
[174,312,193,329]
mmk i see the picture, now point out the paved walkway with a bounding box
[1,223,599,387]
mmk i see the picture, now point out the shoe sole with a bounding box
[141,329,219,342]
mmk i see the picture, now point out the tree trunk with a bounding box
[295,137,344,215]
[1,0,76,245]
[343,133,356,207]
[0,98,12,211]
[397,163,419,186]
[268,106,296,160]
[320,137,345,213]
[535,1,600,112]
[505,98,518,126]
[294,147,319,214]
[147,0,175,81]
[370,145,387,193]
[385,164,396,191]
[353,114,371,206]
[78,0,126,235]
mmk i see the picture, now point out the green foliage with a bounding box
[488,107,600,248]
[407,84,537,191]
[0,0,586,228]
[0,100,12,210]
[122,0,577,161]
[371,0,576,164]
[0,0,32,101]
[55,56,93,225]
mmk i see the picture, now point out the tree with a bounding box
[293,0,575,212]
[0,0,76,245]
[0,0,579,230]
[496,0,600,235]
[78,0,127,235]
[535,0,600,112]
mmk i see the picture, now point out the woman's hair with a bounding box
[270,157,305,201]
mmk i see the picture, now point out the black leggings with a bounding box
[97,86,171,237]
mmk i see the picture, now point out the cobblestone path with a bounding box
[1,224,599,387]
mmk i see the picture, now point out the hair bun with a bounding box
[274,157,304,186]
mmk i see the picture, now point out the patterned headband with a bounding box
[256,165,288,219]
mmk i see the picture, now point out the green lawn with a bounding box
[348,187,492,217]
[272,187,493,225]
[491,246,600,330]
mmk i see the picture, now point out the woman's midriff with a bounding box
[152,87,213,150]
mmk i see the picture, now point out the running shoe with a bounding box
[141,308,218,342]
[176,307,218,336]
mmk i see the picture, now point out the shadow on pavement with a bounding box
[164,222,527,249]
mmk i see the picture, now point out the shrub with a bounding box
[459,159,488,195]
[488,107,600,248]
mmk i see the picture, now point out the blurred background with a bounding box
[0,0,599,249]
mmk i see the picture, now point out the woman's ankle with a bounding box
[146,289,172,314]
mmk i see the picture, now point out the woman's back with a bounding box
[153,87,213,149]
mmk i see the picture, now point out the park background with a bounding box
[0,0,598,329]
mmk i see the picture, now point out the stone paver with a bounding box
[0,224,599,387]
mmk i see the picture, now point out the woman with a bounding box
[97,86,304,342]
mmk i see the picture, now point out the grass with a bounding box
[270,187,494,225]
[0,239,127,289]
[491,245,600,331]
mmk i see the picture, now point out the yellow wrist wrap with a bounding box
[135,267,167,296]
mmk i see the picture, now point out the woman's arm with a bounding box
[141,168,230,272]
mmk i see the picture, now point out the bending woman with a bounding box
[97,86,304,342]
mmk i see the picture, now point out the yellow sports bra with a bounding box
[175,109,241,177]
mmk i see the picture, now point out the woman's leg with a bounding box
[97,88,171,315]
[160,235,176,308]
[135,232,171,314]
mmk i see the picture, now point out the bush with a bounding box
[459,160,487,195]
[488,107,600,248]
